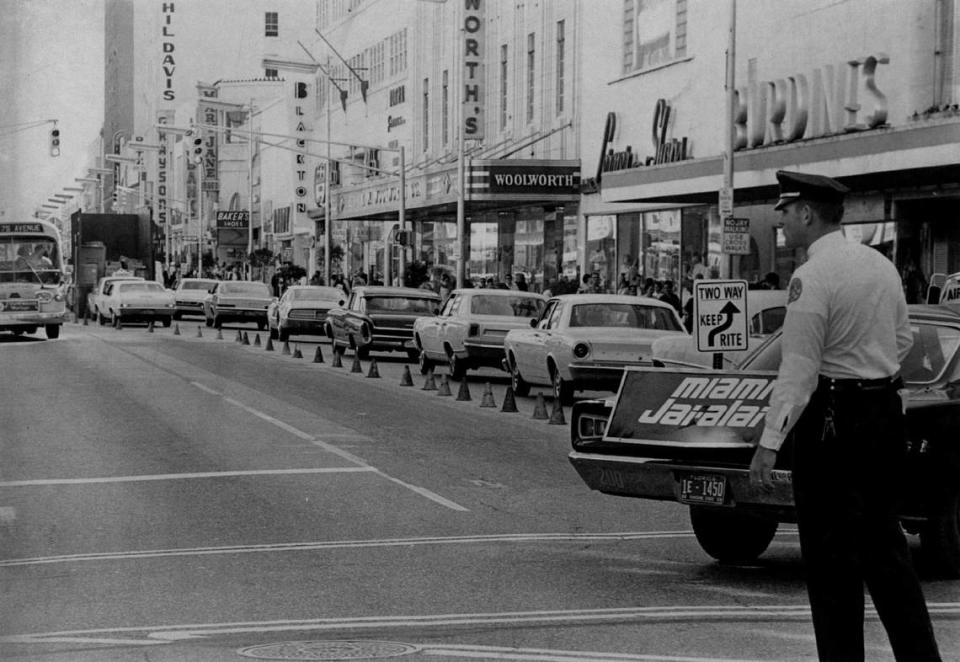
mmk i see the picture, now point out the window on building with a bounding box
[265,11,278,37]
[526,33,536,123]
[622,0,688,75]
[556,20,566,115]
[500,44,508,130]
[442,70,449,145]
[422,78,430,152]
[265,67,278,79]
[389,28,408,77]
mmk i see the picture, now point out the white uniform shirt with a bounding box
[758,230,913,451]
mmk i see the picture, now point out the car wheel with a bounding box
[920,490,960,578]
[270,326,279,340]
[509,355,531,397]
[418,350,434,375]
[279,328,290,342]
[112,314,119,328]
[689,506,778,565]
[173,312,182,321]
[97,310,106,326]
[551,364,575,406]
[448,349,467,381]
[45,324,60,339]
[356,345,370,360]
[162,317,172,328]
[213,316,222,329]
[257,320,267,331]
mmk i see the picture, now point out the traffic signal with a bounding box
[50,127,61,157]
[188,129,204,164]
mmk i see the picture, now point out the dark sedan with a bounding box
[326,286,440,359]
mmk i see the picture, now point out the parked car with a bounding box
[87,275,144,325]
[502,294,687,404]
[100,280,175,327]
[413,288,546,378]
[568,305,960,577]
[652,289,788,369]
[268,285,346,341]
[202,281,272,329]
[173,278,219,320]
[326,286,441,359]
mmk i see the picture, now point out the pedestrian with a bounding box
[515,273,528,291]
[504,273,519,290]
[659,279,682,316]
[749,170,941,662]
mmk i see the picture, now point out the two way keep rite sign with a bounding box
[694,279,749,353]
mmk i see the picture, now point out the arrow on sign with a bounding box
[707,301,740,346]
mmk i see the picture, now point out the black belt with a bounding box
[818,375,902,393]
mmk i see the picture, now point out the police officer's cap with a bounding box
[774,170,849,210]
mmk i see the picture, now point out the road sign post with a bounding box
[694,279,749,368]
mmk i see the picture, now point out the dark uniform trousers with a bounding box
[792,377,942,662]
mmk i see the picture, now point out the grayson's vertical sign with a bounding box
[463,0,484,139]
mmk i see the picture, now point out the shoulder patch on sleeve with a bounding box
[787,277,803,304]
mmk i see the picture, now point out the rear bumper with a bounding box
[0,310,69,327]
[567,451,796,513]
[280,318,326,335]
[116,309,174,322]
[174,301,206,316]
[463,340,507,367]
[213,309,267,322]
[567,363,631,390]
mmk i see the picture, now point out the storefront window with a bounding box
[586,215,617,291]
[642,210,681,284]
[617,213,641,289]
[514,216,544,290]
[469,220,499,284]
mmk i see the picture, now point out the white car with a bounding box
[413,288,546,378]
[173,278,219,319]
[267,285,346,341]
[88,275,144,324]
[202,280,273,329]
[502,294,687,404]
[100,280,176,328]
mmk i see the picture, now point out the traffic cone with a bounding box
[116,318,123,330]
[399,365,414,386]
[532,393,549,420]
[456,379,472,401]
[313,346,324,363]
[549,398,566,425]
[350,354,363,373]
[292,345,303,359]
[216,328,224,340]
[147,321,154,332]
[265,337,274,351]
[479,383,496,408]
[196,325,203,338]
[242,332,250,346]
[331,349,343,367]
[437,375,452,396]
[253,334,261,347]
[282,341,291,356]
[501,386,519,413]
[366,358,381,378]
[173,323,181,336]
[421,372,437,390]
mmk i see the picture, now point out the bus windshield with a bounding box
[0,236,62,284]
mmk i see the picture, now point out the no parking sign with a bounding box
[694,279,749,353]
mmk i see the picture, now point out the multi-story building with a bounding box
[581,0,960,297]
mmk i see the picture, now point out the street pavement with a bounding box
[1,319,957,662]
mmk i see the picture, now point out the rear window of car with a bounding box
[181,280,217,290]
[221,283,271,296]
[117,282,165,293]
[292,287,342,302]
[469,295,544,318]
[568,303,682,331]
[902,323,960,383]
[366,296,437,314]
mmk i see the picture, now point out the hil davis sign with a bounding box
[694,279,748,352]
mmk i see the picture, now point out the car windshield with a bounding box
[568,303,682,331]
[292,287,342,302]
[366,296,437,313]
[180,280,218,291]
[469,295,545,318]
[117,282,165,294]
[0,236,61,284]
[221,282,270,296]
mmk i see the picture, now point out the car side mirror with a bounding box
[529,318,538,328]
[434,307,441,315]
[339,300,346,307]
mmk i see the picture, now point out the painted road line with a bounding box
[420,643,765,662]
[2,603,957,646]
[0,467,374,488]
[0,531,701,567]
[191,380,468,512]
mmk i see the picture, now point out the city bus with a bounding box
[0,219,70,339]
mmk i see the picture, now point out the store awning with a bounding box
[600,118,960,206]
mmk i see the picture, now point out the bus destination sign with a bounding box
[0,223,44,234]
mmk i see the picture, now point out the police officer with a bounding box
[749,171,941,662]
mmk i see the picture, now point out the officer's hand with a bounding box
[749,446,778,491]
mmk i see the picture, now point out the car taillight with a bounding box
[468,323,479,337]
[573,342,590,359]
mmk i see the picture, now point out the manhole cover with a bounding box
[237,640,420,660]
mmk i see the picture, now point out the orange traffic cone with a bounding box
[253,334,261,347]
[331,349,343,367]
[479,383,496,408]
[549,398,566,425]
[532,393,549,420]
[173,323,181,336]
[196,325,203,338]
[242,332,250,346]
[292,345,303,359]
[437,375,452,396]
[456,379,472,402]
[282,340,291,356]
[422,372,437,390]
[147,321,154,333]
[313,346,324,363]
[500,386,519,413]
[265,337,274,351]
[366,358,381,378]
[235,329,243,343]
[216,328,224,340]
[399,365,414,386]
[350,354,363,373]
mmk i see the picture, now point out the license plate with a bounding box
[1,300,38,312]
[679,473,727,505]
